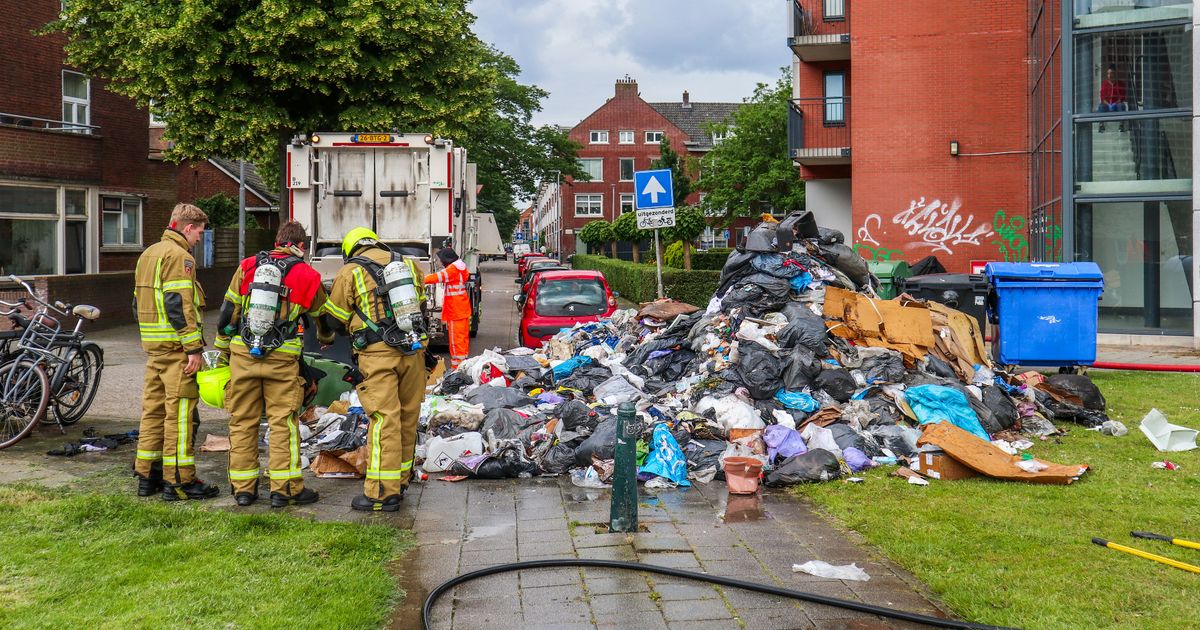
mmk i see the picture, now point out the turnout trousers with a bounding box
[135,350,199,485]
[225,347,306,497]
[446,317,470,370]
[354,344,425,499]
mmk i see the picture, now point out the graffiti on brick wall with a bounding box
[991,209,1029,262]
[853,215,902,261]
[855,197,996,257]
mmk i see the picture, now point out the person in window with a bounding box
[1098,65,1127,132]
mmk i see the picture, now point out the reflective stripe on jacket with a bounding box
[423,259,471,322]
[134,230,205,353]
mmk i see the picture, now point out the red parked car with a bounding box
[516,253,549,277]
[514,270,618,348]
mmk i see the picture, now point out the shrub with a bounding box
[691,248,734,271]
[572,254,720,307]
[664,241,684,268]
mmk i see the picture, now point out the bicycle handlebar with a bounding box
[6,275,68,317]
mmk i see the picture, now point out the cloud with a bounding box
[470,0,782,126]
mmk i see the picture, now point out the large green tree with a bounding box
[699,69,804,221]
[667,206,707,270]
[50,1,583,218]
[578,219,615,257]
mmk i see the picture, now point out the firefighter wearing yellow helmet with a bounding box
[323,228,428,511]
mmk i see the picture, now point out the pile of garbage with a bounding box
[417,216,1105,489]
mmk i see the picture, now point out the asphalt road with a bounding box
[458,258,522,357]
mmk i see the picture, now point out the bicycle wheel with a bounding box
[0,361,50,449]
[50,343,104,426]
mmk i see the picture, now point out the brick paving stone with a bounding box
[697,558,769,577]
[520,602,593,626]
[665,619,743,630]
[649,581,721,601]
[519,568,582,589]
[661,598,737,622]
[733,606,814,630]
[632,535,693,553]
[581,573,652,596]
[589,592,663,616]
[638,551,703,570]
[518,517,571,532]
[810,620,897,630]
[595,612,669,630]
[521,583,589,607]
[576,544,639,561]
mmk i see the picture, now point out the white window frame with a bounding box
[618,130,635,144]
[618,158,635,182]
[574,194,603,218]
[589,130,609,144]
[619,194,635,215]
[644,130,664,144]
[61,70,90,134]
[101,195,143,249]
[578,158,603,182]
[0,181,97,275]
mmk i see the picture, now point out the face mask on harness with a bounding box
[241,253,300,357]
[349,252,427,354]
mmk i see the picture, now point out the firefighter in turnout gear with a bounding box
[324,227,427,511]
[424,247,471,369]
[216,221,335,507]
[133,203,219,500]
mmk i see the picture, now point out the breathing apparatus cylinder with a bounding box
[245,263,283,357]
[381,260,424,351]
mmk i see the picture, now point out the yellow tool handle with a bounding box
[1093,538,1200,574]
[1173,539,1200,551]
[1131,530,1200,551]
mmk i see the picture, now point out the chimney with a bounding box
[682,90,691,108]
[615,75,638,98]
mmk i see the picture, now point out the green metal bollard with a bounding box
[609,401,639,533]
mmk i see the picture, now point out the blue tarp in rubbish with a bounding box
[790,272,814,292]
[904,384,990,441]
[775,389,820,412]
[639,424,691,486]
[552,355,593,380]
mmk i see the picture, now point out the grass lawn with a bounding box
[796,371,1200,630]
[0,485,413,628]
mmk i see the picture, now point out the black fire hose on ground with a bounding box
[422,558,1014,630]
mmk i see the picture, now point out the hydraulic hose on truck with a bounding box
[422,558,1015,630]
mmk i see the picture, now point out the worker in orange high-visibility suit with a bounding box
[424,248,471,369]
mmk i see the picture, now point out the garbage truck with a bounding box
[286,132,503,343]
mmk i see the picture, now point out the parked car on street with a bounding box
[517,254,550,277]
[514,270,618,348]
[515,264,569,296]
[517,259,568,289]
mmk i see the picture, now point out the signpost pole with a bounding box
[653,228,664,299]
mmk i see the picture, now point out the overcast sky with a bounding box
[470,0,785,127]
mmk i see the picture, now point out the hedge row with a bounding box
[572,254,721,307]
[663,244,732,270]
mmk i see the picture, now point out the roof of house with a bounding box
[647,102,740,151]
[208,157,279,207]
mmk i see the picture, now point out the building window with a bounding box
[102,196,141,247]
[619,158,635,181]
[618,130,635,144]
[574,194,603,217]
[578,158,603,182]
[712,130,732,145]
[823,72,845,125]
[824,0,845,20]
[62,71,90,133]
[0,183,91,275]
[589,130,609,144]
[620,194,634,215]
[645,130,664,144]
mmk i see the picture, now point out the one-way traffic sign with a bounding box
[633,169,674,210]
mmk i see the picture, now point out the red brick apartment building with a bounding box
[788,0,1029,273]
[553,78,740,257]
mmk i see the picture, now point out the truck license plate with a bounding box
[353,133,392,143]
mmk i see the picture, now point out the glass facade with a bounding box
[1063,1,1194,334]
[1029,0,1063,262]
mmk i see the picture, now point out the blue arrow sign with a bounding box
[634,169,674,210]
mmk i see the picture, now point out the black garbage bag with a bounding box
[781,345,822,391]
[503,355,544,373]
[910,256,946,276]
[737,344,784,400]
[866,395,903,426]
[827,423,882,457]
[716,250,758,298]
[439,371,473,395]
[451,446,538,479]
[466,386,534,411]
[818,242,870,287]
[815,369,856,403]
[817,227,845,245]
[540,443,578,474]
[865,424,920,458]
[966,393,1004,436]
[575,417,619,466]
[1045,374,1106,411]
[685,439,727,480]
[510,375,540,391]
[862,353,906,384]
[482,408,536,440]
[982,386,1018,430]
[764,449,842,486]
[923,355,959,380]
[723,273,792,316]
[558,365,613,394]
[556,399,600,432]
[776,309,828,355]
[1035,389,1109,428]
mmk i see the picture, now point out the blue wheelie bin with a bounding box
[984,262,1104,366]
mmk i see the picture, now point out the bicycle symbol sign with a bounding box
[636,207,676,230]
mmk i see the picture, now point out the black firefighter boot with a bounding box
[162,478,220,501]
[270,487,319,508]
[234,480,260,507]
[136,461,164,497]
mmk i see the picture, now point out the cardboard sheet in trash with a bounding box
[822,287,933,359]
[311,445,368,478]
[638,299,699,321]
[199,434,231,452]
[925,302,990,379]
[916,422,1088,485]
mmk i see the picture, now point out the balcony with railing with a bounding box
[787,97,850,165]
[787,0,850,61]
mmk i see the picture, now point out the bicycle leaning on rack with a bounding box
[0,275,104,449]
